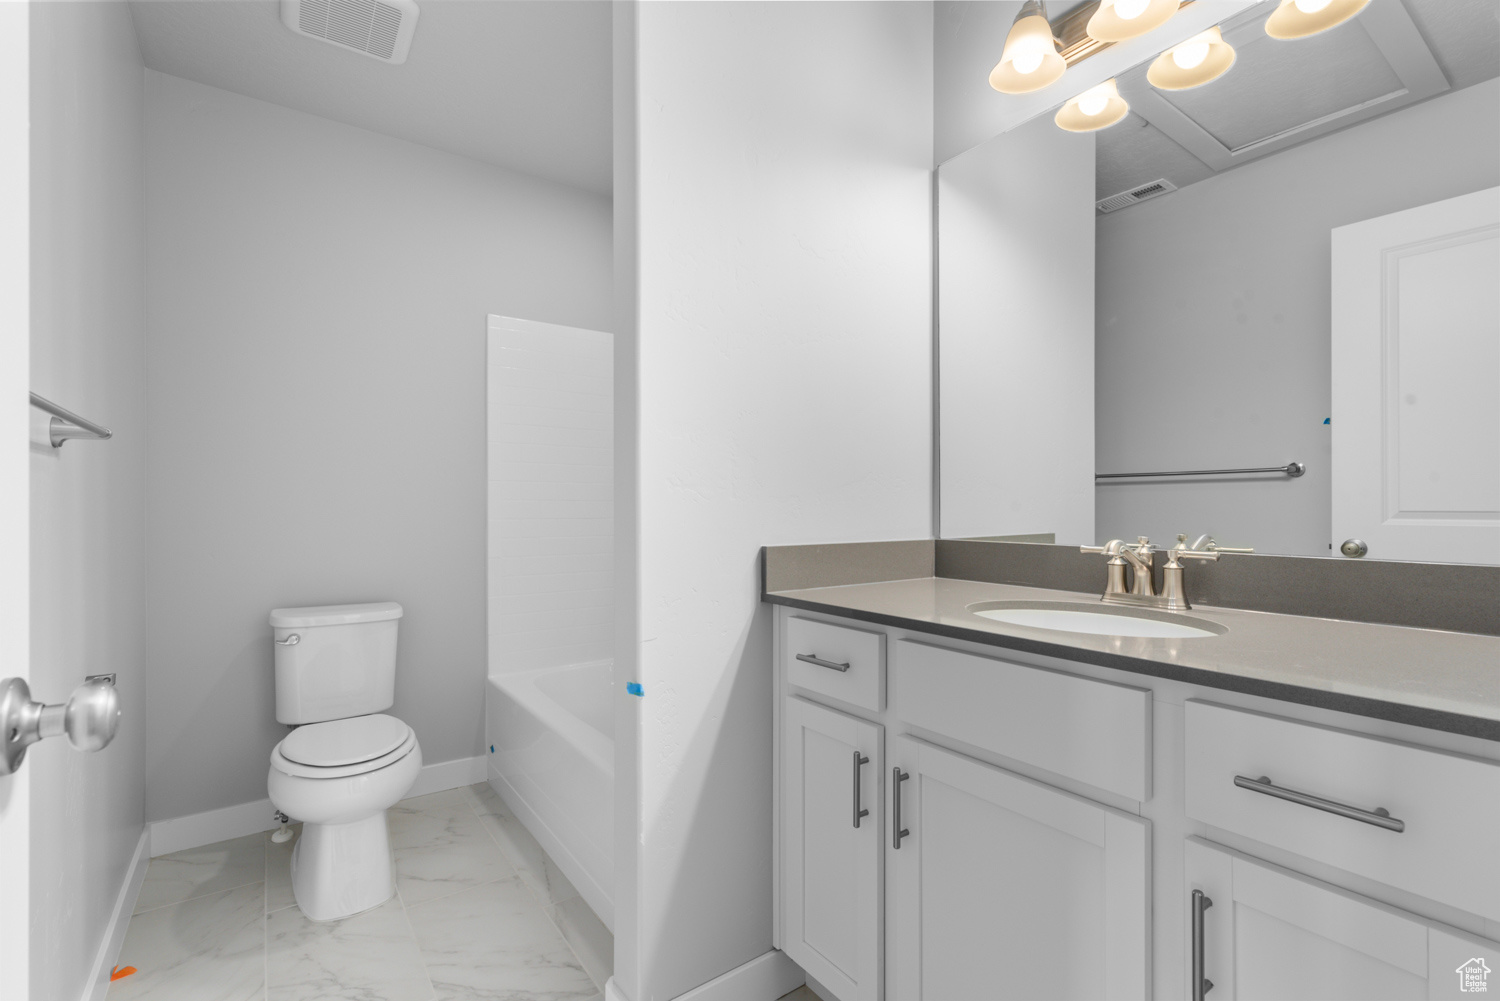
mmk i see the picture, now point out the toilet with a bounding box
[266,601,422,922]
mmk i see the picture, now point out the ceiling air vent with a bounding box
[1097,178,1178,214]
[280,0,420,65]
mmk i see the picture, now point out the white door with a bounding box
[781,697,884,1001]
[1185,837,1499,1000]
[0,3,32,995]
[888,736,1149,1001]
[1331,187,1500,564]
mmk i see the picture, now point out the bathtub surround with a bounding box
[27,5,150,1001]
[143,71,612,829]
[613,4,934,999]
[487,315,614,675]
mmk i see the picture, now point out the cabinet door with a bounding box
[782,696,883,1001]
[1185,837,1500,1001]
[889,736,1150,1001]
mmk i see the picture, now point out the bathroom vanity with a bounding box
[766,559,1500,1001]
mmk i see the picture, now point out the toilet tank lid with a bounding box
[269,602,403,628]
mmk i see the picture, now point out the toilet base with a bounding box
[291,812,394,921]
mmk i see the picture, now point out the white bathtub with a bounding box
[486,660,614,929]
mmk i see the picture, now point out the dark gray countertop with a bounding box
[764,576,1500,740]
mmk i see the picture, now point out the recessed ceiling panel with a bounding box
[1161,15,1404,151]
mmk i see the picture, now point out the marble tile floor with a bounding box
[109,782,612,1001]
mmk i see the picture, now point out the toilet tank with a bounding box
[270,602,402,724]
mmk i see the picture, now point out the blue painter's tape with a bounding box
[489,745,495,754]
[1323,418,1331,424]
[626,682,644,697]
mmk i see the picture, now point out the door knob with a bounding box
[0,674,121,776]
[1339,539,1368,558]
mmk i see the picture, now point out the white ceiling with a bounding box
[1096,0,1500,200]
[129,0,613,194]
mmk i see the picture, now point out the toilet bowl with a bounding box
[267,713,421,921]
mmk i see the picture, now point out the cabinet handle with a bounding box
[1191,889,1214,1001]
[796,653,849,673]
[892,768,910,849]
[852,752,870,828]
[1233,774,1405,833]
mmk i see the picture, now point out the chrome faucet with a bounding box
[1080,537,1157,598]
[1082,535,1230,610]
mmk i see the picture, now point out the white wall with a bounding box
[487,315,613,676]
[938,112,1095,543]
[28,4,147,999]
[1096,78,1500,556]
[144,71,612,825]
[616,3,934,998]
[0,4,30,992]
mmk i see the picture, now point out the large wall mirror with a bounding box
[937,0,1500,565]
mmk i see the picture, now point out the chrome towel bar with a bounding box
[30,392,113,448]
[1097,462,1304,480]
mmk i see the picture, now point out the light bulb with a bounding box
[1294,0,1333,12]
[1011,49,1044,75]
[1078,88,1111,116]
[1171,40,1210,69]
[1113,0,1151,20]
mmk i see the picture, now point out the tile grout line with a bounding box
[262,838,269,1001]
[461,784,603,995]
[390,872,440,1001]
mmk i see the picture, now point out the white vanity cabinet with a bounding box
[774,606,1500,1001]
[1185,838,1495,1001]
[888,735,1149,1000]
[781,696,884,1001]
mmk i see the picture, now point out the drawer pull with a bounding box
[1191,889,1214,1000]
[1233,775,1405,833]
[892,768,910,849]
[795,653,850,673]
[852,752,870,828]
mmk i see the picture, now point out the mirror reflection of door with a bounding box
[1332,188,1500,564]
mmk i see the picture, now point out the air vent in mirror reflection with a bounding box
[1097,177,1179,214]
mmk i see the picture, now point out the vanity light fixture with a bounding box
[1265,0,1370,40]
[1147,26,1236,90]
[1086,0,1178,43]
[1055,78,1129,132]
[990,0,1067,94]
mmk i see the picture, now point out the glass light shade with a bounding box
[1086,0,1178,42]
[1055,78,1129,132]
[990,9,1066,94]
[1265,0,1369,39]
[1146,27,1237,90]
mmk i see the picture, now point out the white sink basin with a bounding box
[967,601,1226,639]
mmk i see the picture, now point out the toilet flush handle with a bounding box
[275,634,301,646]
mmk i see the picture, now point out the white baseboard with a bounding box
[149,796,279,857]
[147,754,488,857]
[407,754,487,798]
[82,827,150,1001]
[670,950,804,1001]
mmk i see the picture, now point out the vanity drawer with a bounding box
[1185,700,1500,920]
[784,616,885,712]
[893,640,1151,801]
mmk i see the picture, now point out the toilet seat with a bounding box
[271,714,416,780]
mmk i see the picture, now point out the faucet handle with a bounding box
[1080,540,1126,556]
[1169,547,1219,563]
